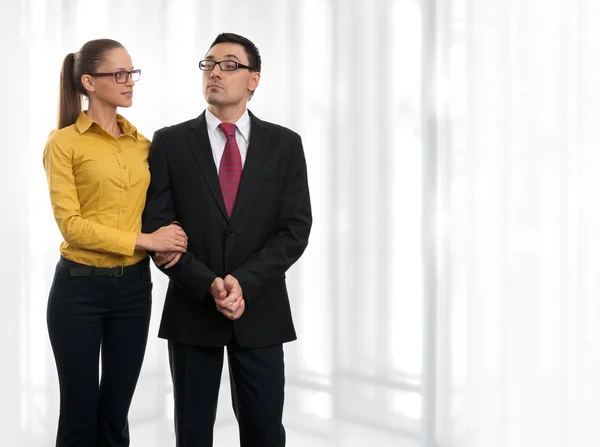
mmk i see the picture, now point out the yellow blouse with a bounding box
[43,112,151,267]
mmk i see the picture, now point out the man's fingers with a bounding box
[216,295,236,307]
[223,274,239,291]
[216,305,235,320]
[155,249,184,268]
[213,290,227,300]
[232,300,245,319]
[218,301,236,313]
[225,304,237,315]
[211,278,227,300]
[217,298,244,320]
[217,295,243,314]
[165,253,181,269]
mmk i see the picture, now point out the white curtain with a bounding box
[435,0,600,446]
[0,0,597,446]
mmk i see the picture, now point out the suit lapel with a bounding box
[187,113,228,220]
[231,112,271,220]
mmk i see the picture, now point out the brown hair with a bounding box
[57,39,124,129]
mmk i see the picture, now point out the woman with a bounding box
[42,39,186,447]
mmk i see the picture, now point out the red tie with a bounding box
[218,123,242,218]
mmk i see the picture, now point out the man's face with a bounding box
[203,42,259,108]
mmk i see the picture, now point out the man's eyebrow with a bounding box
[205,54,242,61]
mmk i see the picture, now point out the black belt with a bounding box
[58,256,149,277]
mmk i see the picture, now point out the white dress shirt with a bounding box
[205,108,251,173]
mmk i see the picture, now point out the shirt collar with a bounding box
[116,114,139,141]
[205,108,251,143]
[74,111,94,134]
[75,111,139,141]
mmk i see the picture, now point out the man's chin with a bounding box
[206,93,231,106]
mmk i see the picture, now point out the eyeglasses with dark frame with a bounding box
[199,60,255,72]
[88,69,142,84]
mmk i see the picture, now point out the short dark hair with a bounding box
[208,33,261,100]
[209,33,261,73]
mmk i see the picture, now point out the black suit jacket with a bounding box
[142,111,312,348]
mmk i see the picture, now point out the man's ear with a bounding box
[248,71,260,94]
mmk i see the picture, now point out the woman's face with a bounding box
[82,47,136,108]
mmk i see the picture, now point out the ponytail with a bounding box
[57,53,81,129]
[56,40,125,129]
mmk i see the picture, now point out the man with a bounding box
[142,33,312,447]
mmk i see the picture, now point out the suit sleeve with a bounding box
[231,135,312,304]
[142,131,218,300]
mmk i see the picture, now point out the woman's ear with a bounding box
[81,74,95,94]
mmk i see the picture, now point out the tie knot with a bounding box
[218,122,237,139]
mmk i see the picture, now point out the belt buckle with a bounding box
[110,266,124,277]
